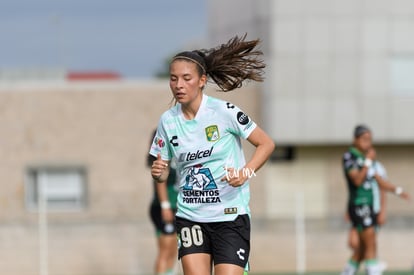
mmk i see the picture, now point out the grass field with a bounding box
[250,272,413,275]
[138,271,413,275]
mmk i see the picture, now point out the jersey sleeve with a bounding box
[343,151,358,172]
[224,101,257,139]
[374,161,387,179]
[149,119,172,161]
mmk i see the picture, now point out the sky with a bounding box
[0,0,207,79]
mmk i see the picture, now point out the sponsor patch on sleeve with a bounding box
[153,136,165,148]
[237,111,250,125]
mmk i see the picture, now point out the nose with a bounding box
[176,77,184,88]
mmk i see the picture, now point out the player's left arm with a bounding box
[374,174,410,200]
[245,126,275,173]
[221,102,275,186]
[222,126,275,187]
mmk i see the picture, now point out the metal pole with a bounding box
[38,172,49,275]
[295,191,306,275]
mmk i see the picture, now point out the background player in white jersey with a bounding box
[150,34,275,275]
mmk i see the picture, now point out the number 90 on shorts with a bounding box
[175,215,251,268]
[180,225,203,248]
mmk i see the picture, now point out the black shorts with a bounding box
[149,203,177,235]
[348,204,377,231]
[175,214,250,268]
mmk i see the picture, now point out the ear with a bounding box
[199,74,207,89]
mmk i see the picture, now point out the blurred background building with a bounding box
[208,0,414,272]
[0,0,413,274]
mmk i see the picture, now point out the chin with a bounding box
[175,97,187,104]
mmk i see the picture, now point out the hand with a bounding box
[161,208,174,223]
[151,153,168,181]
[377,211,387,225]
[366,147,376,160]
[344,212,350,222]
[400,191,410,201]
[221,167,248,187]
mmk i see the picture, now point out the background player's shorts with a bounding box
[149,203,177,236]
[348,204,377,232]
[176,214,250,268]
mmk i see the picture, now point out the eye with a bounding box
[170,76,177,81]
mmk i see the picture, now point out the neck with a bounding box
[181,93,203,120]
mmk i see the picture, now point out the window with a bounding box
[390,56,414,95]
[269,146,296,162]
[25,166,87,211]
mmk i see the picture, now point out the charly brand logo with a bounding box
[205,125,219,142]
[169,135,178,147]
[182,164,221,204]
[178,147,213,162]
[237,111,249,125]
[226,102,235,109]
[236,248,246,261]
[154,136,165,148]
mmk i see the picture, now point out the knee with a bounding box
[349,238,359,250]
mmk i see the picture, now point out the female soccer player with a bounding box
[149,34,275,275]
[147,130,179,275]
[341,125,410,275]
[346,159,387,272]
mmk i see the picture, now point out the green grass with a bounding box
[250,271,413,275]
[137,272,412,275]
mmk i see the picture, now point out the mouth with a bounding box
[175,92,186,99]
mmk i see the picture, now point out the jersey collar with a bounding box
[349,146,364,158]
[178,93,208,121]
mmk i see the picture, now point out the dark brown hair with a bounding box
[172,34,265,92]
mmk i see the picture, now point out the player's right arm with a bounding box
[347,148,376,187]
[151,153,170,183]
[149,121,172,183]
[348,167,369,187]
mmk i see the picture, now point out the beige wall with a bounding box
[265,146,414,219]
[0,80,413,274]
[0,80,265,274]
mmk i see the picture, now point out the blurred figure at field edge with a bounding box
[340,125,410,275]
[148,130,179,275]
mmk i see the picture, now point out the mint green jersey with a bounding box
[371,161,387,213]
[150,95,257,222]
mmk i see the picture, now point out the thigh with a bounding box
[360,226,376,247]
[359,226,377,259]
[158,234,178,253]
[176,217,211,259]
[181,253,212,275]
[348,227,359,250]
[215,263,245,275]
[211,215,250,269]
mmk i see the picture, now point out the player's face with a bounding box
[169,60,206,105]
[355,132,372,153]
